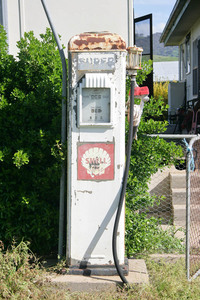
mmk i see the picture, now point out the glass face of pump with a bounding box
[82,88,110,123]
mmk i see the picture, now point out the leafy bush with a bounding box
[125,64,184,257]
[0,25,184,258]
[0,26,63,254]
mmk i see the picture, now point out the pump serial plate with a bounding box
[78,53,116,71]
[77,143,114,180]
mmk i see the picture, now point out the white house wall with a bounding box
[6,0,128,56]
[178,18,200,102]
[6,0,21,54]
[191,18,200,42]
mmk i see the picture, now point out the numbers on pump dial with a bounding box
[82,88,110,123]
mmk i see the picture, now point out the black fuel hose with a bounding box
[112,76,136,285]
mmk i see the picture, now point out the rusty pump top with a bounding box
[68,32,126,52]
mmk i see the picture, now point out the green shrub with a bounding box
[0,25,184,258]
[0,27,64,254]
[125,64,184,256]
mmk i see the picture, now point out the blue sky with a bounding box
[134,0,177,33]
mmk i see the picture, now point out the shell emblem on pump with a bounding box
[81,147,111,178]
[77,143,114,180]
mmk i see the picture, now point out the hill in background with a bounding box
[153,32,179,62]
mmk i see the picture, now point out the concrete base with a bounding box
[47,259,149,292]
[67,259,129,276]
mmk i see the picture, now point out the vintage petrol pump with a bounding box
[40,0,143,280]
[67,32,127,274]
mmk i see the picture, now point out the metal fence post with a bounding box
[186,149,191,281]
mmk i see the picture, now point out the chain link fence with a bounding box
[141,134,200,280]
[147,135,188,243]
[186,136,200,281]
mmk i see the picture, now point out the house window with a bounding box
[192,38,200,97]
[193,39,198,96]
[186,34,191,74]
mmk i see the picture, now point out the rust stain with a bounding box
[69,32,126,51]
[87,37,106,43]
[111,44,118,50]
[98,32,112,36]
[74,39,88,47]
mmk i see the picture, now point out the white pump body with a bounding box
[67,32,127,268]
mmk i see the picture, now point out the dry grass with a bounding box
[65,258,200,300]
[1,241,200,299]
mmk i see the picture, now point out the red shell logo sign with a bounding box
[78,143,114,180]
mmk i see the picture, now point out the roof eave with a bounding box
[160,0,200,46]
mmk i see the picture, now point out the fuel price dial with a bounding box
[82,88,110,124]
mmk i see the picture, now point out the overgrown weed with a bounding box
[145,258,200,299]
[68,258,200,300]
[0,240,65,299]
[1,242,200,299]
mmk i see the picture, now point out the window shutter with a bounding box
[198,39,200,97]
[193,68,198,95]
